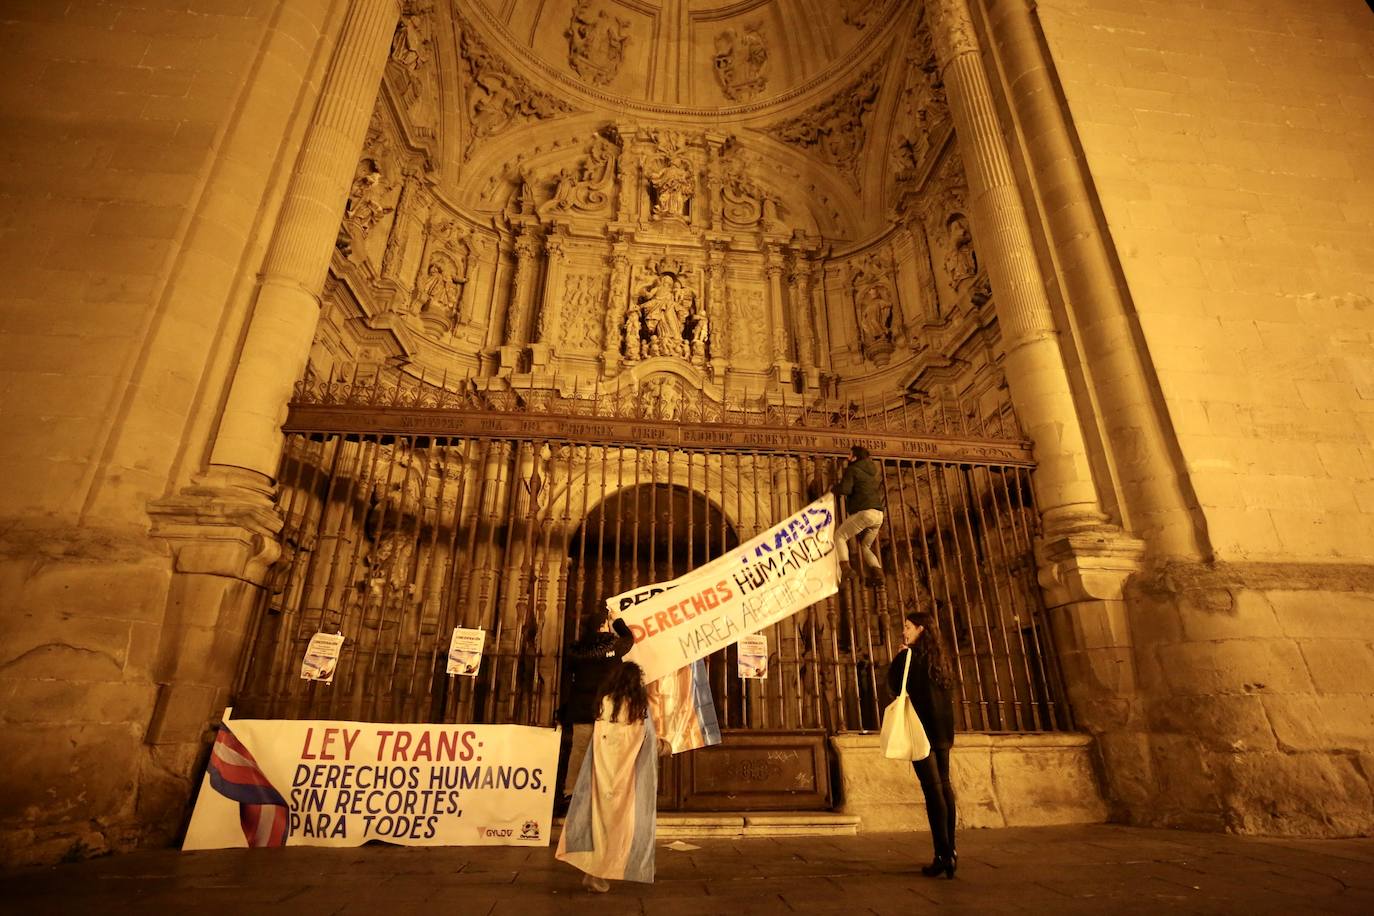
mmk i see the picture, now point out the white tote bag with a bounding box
[880,648,932,761]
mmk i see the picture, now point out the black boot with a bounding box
[921,853,956,879]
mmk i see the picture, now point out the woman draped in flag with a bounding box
[556,661,657,892]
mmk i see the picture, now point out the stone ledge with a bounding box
[832,731,1109,832]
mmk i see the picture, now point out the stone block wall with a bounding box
[0,0,332,865]
[1027,0,1374,836]
[832,732,1108,833]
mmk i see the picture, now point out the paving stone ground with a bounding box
[2,824,1372,915]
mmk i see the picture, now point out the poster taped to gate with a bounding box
[182,710,558,850]
[737,635,768,679]
[300,632,344,683]
[446,627,485,676]
[612,494,838,685]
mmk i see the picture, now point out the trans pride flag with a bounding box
[207,723,291,848]
[648,659,720,755]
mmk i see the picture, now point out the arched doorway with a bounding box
[561,482,740,712]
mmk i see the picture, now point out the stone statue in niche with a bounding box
[851,256,897,364]
[944,212,978,289]
[644,132,695,223]
[713,24,769,101]
[417,255,462,322]
[566,0,629,86]
[623,257,705,362]
[337,158,394,259]
[537,127,620,219]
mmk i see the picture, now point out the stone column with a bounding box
[602,242,631,374]
[764,244,795,384]
[530,229,568,370]
[706,242,729,378]
[928,0,1104,535]
[209,0,402,480]
[499,227,542,373]
[789,256,818,386]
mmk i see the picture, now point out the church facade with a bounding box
[1,0,1372,863]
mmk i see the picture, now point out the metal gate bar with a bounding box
[235,371,1071,733]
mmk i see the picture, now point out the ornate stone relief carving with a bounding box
[534,127,621,220]
[458,20,576,157]
[623,256,707,365]
[718,138,782,231]
[565,0,629,86]
[337,154,396,261]
[841,0,885,29]
[643,131,696,224]
[850,252,898,365]
[729,287,768,363]
[389,0,437,139]
[891,16,949,189]
[560,273,607,353]
[765,61,882,189]
[713,24,769,102]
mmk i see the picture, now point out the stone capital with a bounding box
[147,467,283,584]
[1035,523,1145,609]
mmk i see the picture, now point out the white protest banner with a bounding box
[616,494,837,684]
[446,627,485,676]
[183,711,558,850]
[738,634,768,679]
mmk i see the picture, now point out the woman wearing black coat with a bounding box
[887,609,958,878]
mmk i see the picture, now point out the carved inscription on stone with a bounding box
[765,62,882,189]
[566,0,629,85]
[713,24,769,101]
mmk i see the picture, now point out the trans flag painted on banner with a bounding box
[207,723,291,848]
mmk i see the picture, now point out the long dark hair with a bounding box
[599,660,649,723]
[905,610,956,689]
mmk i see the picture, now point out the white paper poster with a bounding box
[183,711,559,850]
[737,634,768,679]
[446,627,486,676]
[301,632,345,683]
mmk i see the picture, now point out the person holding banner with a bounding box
[831,445,885,586]
[889,610,959,878]
[556,615,635,813]
[556,661,657,892]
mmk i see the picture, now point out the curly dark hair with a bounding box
[599,660,649,723]
[905,610,956,690]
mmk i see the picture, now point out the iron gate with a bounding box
[233,371,1072,736]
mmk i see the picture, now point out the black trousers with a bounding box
[912,747,956,857]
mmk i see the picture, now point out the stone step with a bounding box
[657,812,861,838]
[553,811,862,838]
